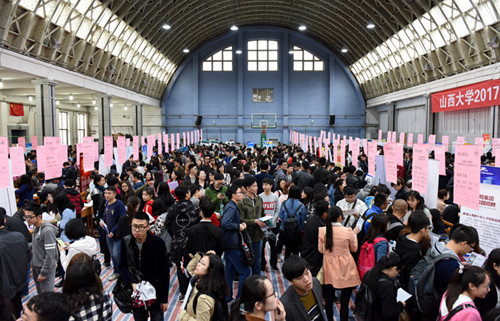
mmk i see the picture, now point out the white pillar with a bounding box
[96,94,112,149]
[32,79,57,137]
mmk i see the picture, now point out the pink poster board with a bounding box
[457,136,465,145]
[434,146,446,176]
[171,134,175,152]
[352,139,359,167]
[475,137,484,146]
[412,144,429,195]
[399,132,405,145]
[383,143,397,184]
[368,141,377,176]
[454,144,481,210]
[9,147,26,177]
[0,137,10,188]
[18,137,26,152]
[396,143,404,166]
[31,136,38,150]
[183,132,186,147]
[44,136,61,146]
[147,135,155,157]
[133,136,139,160]
[200,129,203,141]
[176,133,180,150]
[104,136,113,167]
[417,134,424,144]
[340,139,346,166]
[158,133,162,155]
[117,136,126,165]
[442,136,449,152]
[428,135,436,146]
[407,133,414,148]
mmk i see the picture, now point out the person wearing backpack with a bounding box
[357,214,389,280]
[278,185,307,259]
[357,252,406,321]
[319,206,361,321]
[362,192,389,234]
[385,199,407,242]
[179,253,229,321]
[437,265,489,321]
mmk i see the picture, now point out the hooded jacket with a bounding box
[59,235,98,271]
[429,242,461,297]
[0,229,30,300]
[238,195,264,242]
[394,234,424,289]
[32,221,59,276]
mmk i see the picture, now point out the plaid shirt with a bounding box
[70,292,113,321]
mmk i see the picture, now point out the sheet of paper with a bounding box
[133,136,139,160]
[117,136,127,165]
[104,136,113,167]
[0,137,10,189]
[18,137,26,152]
[457,136,465,145]
[434,146,446,176]
[31,136,38,150]
[157,133,162,154]
[183,132,186,147]
[171,133,175,152]
[368,141,377,176]
[44,136,61,146]
[467,252,487,267]
[383,143,397,184]
[417,134,424,144]
[399,132,405,145]
[412,144,429,195]
[378,130,382,141]
[147,135,155,158]
[454,144,481,210]
[407,133,414,148]
[442,136,449,152]
[397,288,412,302]
[9,147,26,177]
[176,133,180,149]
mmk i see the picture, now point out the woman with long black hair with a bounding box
[179,253,229,320]
[54,192,76,243]
[15,174,34,208]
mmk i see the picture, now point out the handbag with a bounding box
[239,230,255,266]
[112,277,134,313]
[316,228,326,284]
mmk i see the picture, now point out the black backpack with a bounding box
[283,202,302,242]
[193,291,229,321]
[354,278,393,321]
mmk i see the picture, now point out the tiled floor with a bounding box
[22,243,359,320]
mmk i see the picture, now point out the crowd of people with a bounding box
[1,139,500,321]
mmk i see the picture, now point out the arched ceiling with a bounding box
[0,0,499,100]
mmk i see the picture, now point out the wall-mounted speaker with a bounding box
[329,115,335,126]
[195,115,203,126]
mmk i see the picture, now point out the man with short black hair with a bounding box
[23,292,71,321]
[259,177,279,271]
[281,255,328,321]
[313,157,329,185]
[336,186,367,228]
[274,160,288,188]
[293,161,314,190]
[205,172,228,213]
[255,162,273,195]
[363,192,389,234]
[183,163,198,185]
[63,178,84,219]
[119,211,169,321]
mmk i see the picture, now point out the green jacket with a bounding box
[238,195,264,242]
[205,184,228,212]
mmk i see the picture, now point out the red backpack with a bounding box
[357,237,388,280]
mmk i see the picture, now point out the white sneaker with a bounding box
[108,273,120,281]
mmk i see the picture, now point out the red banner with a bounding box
[431,79,500,113]
[9,103,24,116]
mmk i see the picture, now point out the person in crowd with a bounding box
[278,181,292,210]
[358,214,390,280]
[228,275,286,321]
[142,186,155,222]
[278,185,307,259]
[15,174,34,208]
[91,174,110,267]
[120,181,135,204]
[0,208,29,318]
[184,201,224,262]
[205,173,229,214]
[326,174,338,207]
[62,179,83,219]
[336,185,368,229]
[274,160,289,188]
[116,196,140,241]
[363,252,405,321]
[385,199,408,241]
[442,204,460,225]
[197,170,209,190]
[280,255,327,321]
[313,157,330,185]
[403,190,433,228]
[183,163,198,185]
[131,171,144,191]
[391,177,409,201]
[21,292,71,321]
[54,192,77,243]
[334,178,347,204]
[220,184,251,301]
[189,184,204,206]
[274,178,286,198]
[475,248,500,317]
[217,162,232,186]
[25,203,59,294]
[293,161,314,190]
[239,176,265,275]
[62,256,113,321]
[438,266,489,321]
[154,182,176,212]
[119,211,169,321]
[363,192,389,234]
[301,186,314,218]
[179,253,229,321]
[259,177,279,271]
[99,186,127,280]
[301,200,328,276]
[254,162,273,195]
[437,189,450,214]
[58,219,98,272]
[319,206,360,321]
[344,165,359,190]
[156,184,200,301]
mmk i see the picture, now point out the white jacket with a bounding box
[60,236,98,271]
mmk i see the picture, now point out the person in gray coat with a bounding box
[280,255,327,321]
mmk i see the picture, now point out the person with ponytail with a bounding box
[475,248,500,317]
[438,265,489,321]
[115,196,140,240]
[363,252,405,321]
[318,206,360,321]
[228,275,286,321]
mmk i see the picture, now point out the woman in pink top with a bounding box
[438,265,490,321]
[318,206,361,321]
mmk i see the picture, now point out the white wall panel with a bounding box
[396,106,426,134]
[379,111,388,132]
[436,106,493,142]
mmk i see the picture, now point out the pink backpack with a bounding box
[357,237,387,280]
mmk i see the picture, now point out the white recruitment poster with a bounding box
[460,166,500,255]
[423,159,439,210]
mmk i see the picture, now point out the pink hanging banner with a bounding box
[171,134,175,152]
[141,136,146,147]
[133,136,139,160]
[454,144,482,210]
[352,139,360,167]
[457,136,465,145]
[383,143,398,184]
[407,133,414,148]
[81,143,94,172]
[492,138,500,166]
[158,133,162,155]
[176,133,180,150]
[200,129,203,141]
[442,136,449,152]
[104,136,114,167]
[183,132,186,147]
[9,147,25,177]
[333,141,339,165]
[392,131,397,143]
[417,134,424,144]
[475,137,484,146]
[435,146,446,176]
[313,137,317,155]
[38,145,63,180]
[190,131,194,145]
[340,139,346,166]
[31,136,38,151]
[387,132,392,143]
[147,135,155,158]
[44,136,61,146]
[117,136,127,165]
[378,130,383,142]
[368,141,377,176]
[163,133,168,152]
[362,139,368,154]
[412,144,429,195]
[0,138,11,187]
[125,138,130,147]
[396,143,404,166]
[428,135,436,146]
[399,132,405,145]
[18,137,26,152]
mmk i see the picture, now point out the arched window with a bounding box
[291,46,324,71]
[202,46,233,71]
[247,40,278,71]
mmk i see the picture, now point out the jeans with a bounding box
[252,240,262,275]
[323,284,354,321]
[261,236,277,270]
[105,237,122,272]
[32,266,55,294]
[132,301,164,321]
[224,249,251,300]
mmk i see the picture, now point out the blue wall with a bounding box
[162,26,365,144]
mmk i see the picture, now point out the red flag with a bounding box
[10,103,24,116]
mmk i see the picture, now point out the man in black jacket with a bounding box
[184,200,223,264]
[119,211,169,321]
[386,199,407,241]
[280,255,327,321]
[293,161,314,190]
[300,200,328,276]
[313,157,330,185]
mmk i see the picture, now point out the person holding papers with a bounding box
[336,186,367,229]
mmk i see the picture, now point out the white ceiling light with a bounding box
[0,79,3,88]
[124,106,128,111]
[298,25,307,31]
[77,103,81,108]
[367,22,375,29]
[56,100,60,105]
[230,25,238,31]
[28,95,33,101]
[235,49,242,54]
[183,48,190,53]
[94,106,98,110]
[69,94,73,100]
[110,103,114,107]
[162,24,171,30]
[341,48,348,53]
[92,100,96,105]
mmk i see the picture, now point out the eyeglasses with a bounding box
[426,226,434,232]
[263,291,278,300]
[24,215,36,220]
[131,225,148,231]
